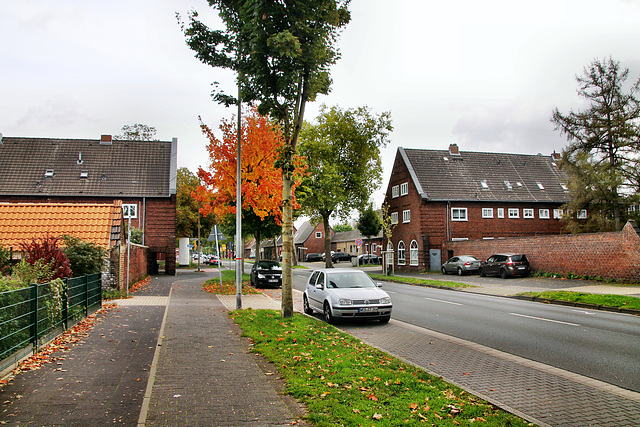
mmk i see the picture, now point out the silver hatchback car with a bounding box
[303,269,392,324]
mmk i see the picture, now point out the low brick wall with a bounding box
[118,243,148,290]
[442,221,640,282]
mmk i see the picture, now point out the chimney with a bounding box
[100,134,113,145]
[551,151,561,161]
[449,143,460,156]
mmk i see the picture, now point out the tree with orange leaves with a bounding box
[194,107,304,260]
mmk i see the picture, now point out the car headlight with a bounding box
[338,298,352,305]
[257,274,265,279]
[380,297,391,305]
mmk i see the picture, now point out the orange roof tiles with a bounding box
[0,202,122,249]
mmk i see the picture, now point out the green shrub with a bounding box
[62,235,107,277]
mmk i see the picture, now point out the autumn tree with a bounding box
[552,57,640,232]
[193,107,304,261]
[297,105,392,268]
[115,123,157,141]
[19,236,71,280]
[180,0,351,317]
[380,202,397,274]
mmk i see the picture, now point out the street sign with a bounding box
[355,238,363,246]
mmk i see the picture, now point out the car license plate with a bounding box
[517,266,525,270]
[268,279,278,282]
[359,307,377,313]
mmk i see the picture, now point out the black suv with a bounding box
[331,252,353,263]
[479,254,530,279]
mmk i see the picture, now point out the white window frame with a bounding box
[508,208,519,218]
[451,207,468,221]
[523,208,534,219]
[402,209,411,223]
[482,208,494,218]
[539,209,550,219]
[577,209,588,219]
[553,209,563,219]
[315,231,322,238]
[371,243,377,253]
[497,208,504,218]
[391,212,399,224]
[409,240,419,266]
[400,182,409,196]
[392,185,399,198]
[397,241,406,265]
[123,203,138,219]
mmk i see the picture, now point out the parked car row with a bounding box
[442,253,530,278]
[304,252,382,264]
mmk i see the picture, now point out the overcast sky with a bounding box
[3,0,640,211]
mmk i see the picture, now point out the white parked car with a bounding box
[303,269,392,324]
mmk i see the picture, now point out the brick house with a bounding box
[0,135,177,275]
[294,221,333,260]
[384,144,572,272]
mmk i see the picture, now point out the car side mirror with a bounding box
[315,283,324,290]
[376,283,383,288]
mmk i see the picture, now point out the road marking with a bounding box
[572,309,596,315]
[424,297,463,306]
[510,312,580,326]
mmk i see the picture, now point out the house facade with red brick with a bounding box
[384,145,572,272]
[0,135,177,275]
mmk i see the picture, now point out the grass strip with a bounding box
[369,273,474,288]
[519,291,640,310]
[202,270,261,295]
[232,309,532,426]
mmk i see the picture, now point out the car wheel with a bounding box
[500,269,508,279]
[379,315,390,324]
[441,266,447,275]
[457,267,464,276]
[323,302,334,324]
[479,268,486,277]
[303,295,313,315]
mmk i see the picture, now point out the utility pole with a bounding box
[235,75,243,309]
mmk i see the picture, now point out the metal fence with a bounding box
[0,274,102,375]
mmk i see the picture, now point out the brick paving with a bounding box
[1,266,639,426]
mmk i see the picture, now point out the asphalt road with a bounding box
[290,267,640,393]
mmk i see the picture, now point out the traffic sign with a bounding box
[355,238,363,246]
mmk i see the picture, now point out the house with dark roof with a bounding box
[0,135,177,275]
[384,144,573,272]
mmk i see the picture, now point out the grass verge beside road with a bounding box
[232,309,531,426]
[369,273,474,288]
[519,291,640,310]
[202,270,261,295]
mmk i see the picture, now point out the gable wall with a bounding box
[304,222,331,255]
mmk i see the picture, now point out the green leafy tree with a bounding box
[61,235,107,277]
[552,57,640,232]
[176,167,217,238]
[357,204,382,254]
[180,0,351,317]
[380,202,397,274]
[219,209,282,261]
[115,123,157,141]
[298,105,392,267]
[333,223,353,232]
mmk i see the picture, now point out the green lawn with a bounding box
[232,310,531,426]
[369,273,474,288]
[519,291,640,310]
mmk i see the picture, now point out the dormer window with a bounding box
[44,169,54,178]
[504,180,512,189]
[536,182,544,190]
[80,171,89,178]
[480,180,489,189]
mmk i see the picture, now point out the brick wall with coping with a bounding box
[442,221,640,282]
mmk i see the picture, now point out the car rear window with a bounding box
[510,255,528,262]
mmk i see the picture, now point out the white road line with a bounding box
[510,312,580,326]
[424,297,463,306]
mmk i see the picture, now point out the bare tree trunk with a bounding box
[323,214,333,269]
[281,175,294,318]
